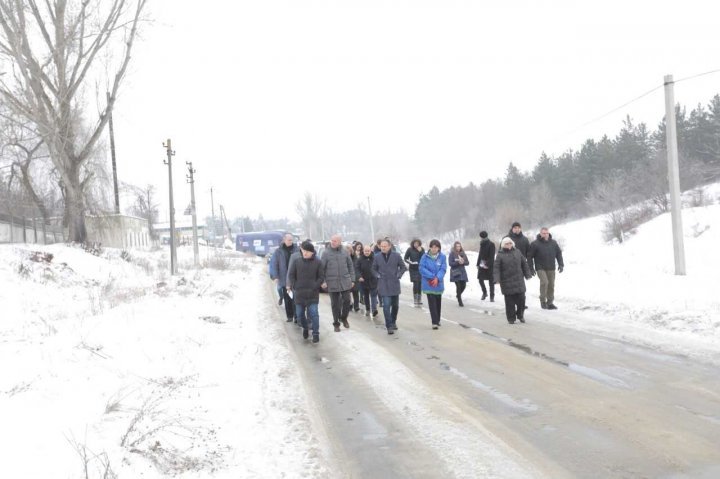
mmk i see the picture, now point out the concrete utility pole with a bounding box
[663,75,686,276]
[210,186,217,245]
[107,92,120,214]
[367,196,375,242]
[186,161,199,267]
[163,139,178,275]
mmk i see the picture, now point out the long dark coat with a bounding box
[448,250,469,282]
[372,251,407,296]
[287,254,324,306]
[404,246,425,282]
[356,254,378,290]
[493,247,532,296]
[528,234,564,271]
[476,238,496,281]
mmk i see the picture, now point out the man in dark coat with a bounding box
[507,222,530,258]
[372,239,407,334]
[269,233,300,322]
[357,245,379,317]
[494,237,532,324]
[528,227,564,310]
[320,234,355,331]
[287,241,324,343]
[476,231,496,302]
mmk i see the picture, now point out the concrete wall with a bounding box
[85,215,151,249]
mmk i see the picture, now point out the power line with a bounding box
[674,67,720,84]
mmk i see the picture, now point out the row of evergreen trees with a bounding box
[414,94,720,239]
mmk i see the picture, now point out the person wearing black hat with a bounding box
[476,231,496,301]
[507,222,530,258]
[287,241,325,343]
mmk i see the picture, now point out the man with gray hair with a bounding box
[269,233,299,322]
[321,234,355,332]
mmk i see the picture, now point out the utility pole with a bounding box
[367,196,375,242]
[210,186,216,245]
[663,74,686,275]
[186,161,199,267]
[107,92,120,214]
[163,139,177,275]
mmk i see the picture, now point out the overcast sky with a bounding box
[113,0,720,223]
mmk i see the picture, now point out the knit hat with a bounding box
[300,240,315,253]
[511,222,521,228]
[479,231,488,239]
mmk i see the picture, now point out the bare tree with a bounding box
[122,182,158,238]
[0,0,147,242]
[295,191,322,240]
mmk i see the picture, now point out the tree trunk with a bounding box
[64,168,87,243]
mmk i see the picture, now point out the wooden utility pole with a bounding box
[107,92,120,214]
[163,139,177,275]
[186,161,199,267]
[663,75,686,275]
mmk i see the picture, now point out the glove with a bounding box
[558,266,564,273]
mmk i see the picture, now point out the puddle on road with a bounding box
[453,323,634,390]
[675,405,720,425]
[439,362,539,414]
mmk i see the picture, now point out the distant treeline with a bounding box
[414,94,720,240]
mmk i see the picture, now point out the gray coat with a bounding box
[448,251,469,282]
[320,246,355,292]
[493,247,532,295]
[372,251,407,296]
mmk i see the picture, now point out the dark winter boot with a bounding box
[286,317,294,322]
[541,301,547,309]
[481,293,487,300]
[312,334,319,343]
[372,310,379,318]
[333,324,341,332]
[458,296,464,307]
[365,309,370,317]
[302,328,309,339]
[342,318,350,329]
[490,296,495,302]
[546,303,558,310]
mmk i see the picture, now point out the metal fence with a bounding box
[0,213,64,244]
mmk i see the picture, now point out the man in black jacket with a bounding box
[507,222,530,258]
[527,227,564,310]
[287,241,325,342]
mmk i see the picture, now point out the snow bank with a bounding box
[0,244,330,478]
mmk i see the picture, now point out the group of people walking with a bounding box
[269,222,564,343]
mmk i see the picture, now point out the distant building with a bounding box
[154,220,207,246]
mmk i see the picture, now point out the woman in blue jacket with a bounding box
[419,239,447,329]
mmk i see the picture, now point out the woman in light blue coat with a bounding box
[419,239,447,329]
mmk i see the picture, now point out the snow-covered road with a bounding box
[280,280,720,478]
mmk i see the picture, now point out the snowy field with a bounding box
[0,245,331,478]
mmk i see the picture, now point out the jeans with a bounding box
[295,303,319,335]
[426,294,442,325]
[362,286,378,312]
[329,290,352,325]
[381,295,399,329]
